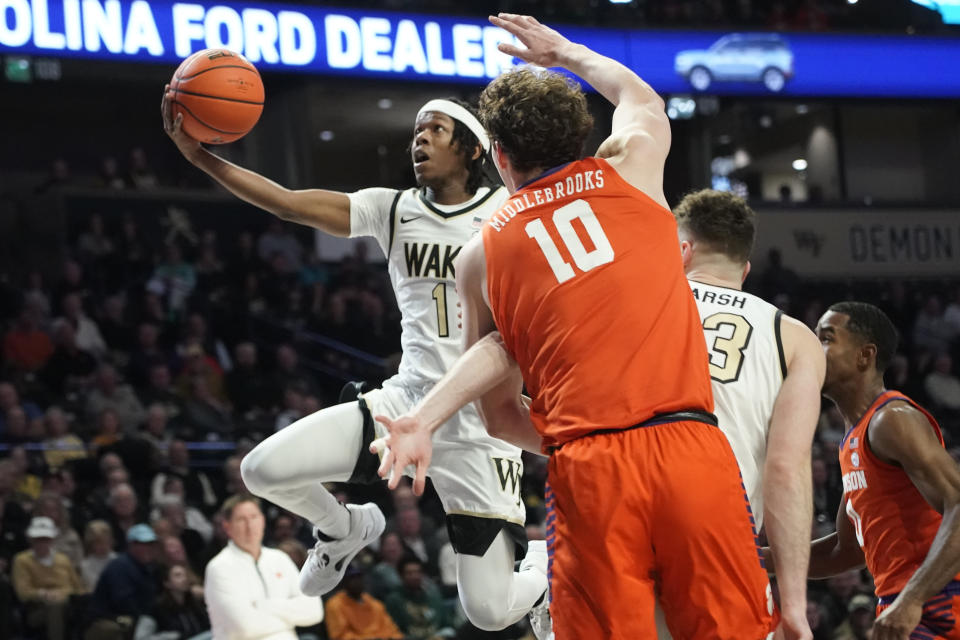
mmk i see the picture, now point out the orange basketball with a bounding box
[169,49,264,144]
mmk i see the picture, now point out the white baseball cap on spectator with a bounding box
[26,516,59,539]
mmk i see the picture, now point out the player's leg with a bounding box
[546,435,658,640]
[240,400,363,537]
[429,440,547,631]
[240,386,399,595]
[651,420,773,640]
[454,529,547,630]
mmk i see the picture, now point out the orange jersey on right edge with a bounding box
[839,390,960,598]
[482,157,713,450]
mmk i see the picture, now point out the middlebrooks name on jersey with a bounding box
[404,243,461,279]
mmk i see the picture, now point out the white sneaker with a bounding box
[298,503,385,596]
[521,540,553,640]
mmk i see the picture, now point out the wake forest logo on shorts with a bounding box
[491,457,523,508]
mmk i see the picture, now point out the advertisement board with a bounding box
[753,209,960,277]
[2,0,959,97]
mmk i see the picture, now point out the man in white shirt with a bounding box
[204,495,323,640]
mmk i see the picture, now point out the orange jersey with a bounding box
[482,157,713,450]
[839,390,959,598]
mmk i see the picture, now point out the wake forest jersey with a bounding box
[349,185,508,392]
[689,280,786,530]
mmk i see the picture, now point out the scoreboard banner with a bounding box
[2,0,960,97]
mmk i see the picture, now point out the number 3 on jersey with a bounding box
[702,312,753,383]
[525,199,615,283]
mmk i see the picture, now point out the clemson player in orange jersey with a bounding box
[372,13,774,640]
[767,302,960,640]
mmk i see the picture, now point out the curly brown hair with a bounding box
[478,67,594,174]
[673,189,757,264]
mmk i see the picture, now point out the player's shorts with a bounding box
[545,417,774,640]
[347,383,528,559]
[877,580,960,639]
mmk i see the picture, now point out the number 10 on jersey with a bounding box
[525,199,615,284]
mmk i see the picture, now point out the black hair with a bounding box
[828,301,899,372]
[398,555,422,573]
[446,98,488,195]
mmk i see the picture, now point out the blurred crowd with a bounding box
[0,168,958,640]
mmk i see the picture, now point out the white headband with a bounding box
[417,99,490,152]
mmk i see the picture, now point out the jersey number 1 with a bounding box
[432,283,449,338]
[525,199,615,284]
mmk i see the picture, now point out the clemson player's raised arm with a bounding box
[491,13,670,207]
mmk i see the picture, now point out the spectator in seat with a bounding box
[86,364,146,435]
[325,564,403,640]
[58,293,107,358]
[42,406,87,470]
[133,563,210,640]
[86,524,160,640]
[368,532,405,600]
[180,377,231,438]
[225,342,273,417]
[127,323,168,390]
[150,440,217,515]
[831,593,875,640]
[41,320,98,396]
[913,295,953,355]
[89,408,123,454]
[12,516,87,640]
[383,557,451,640]
[204,494,322,639]
[0,381,42,436]
[924,353,960,416]
[105,483,141,549]
[0,458,29,570]
[81,520,116,591]
[3,300,54,374]
[138,364,184,426]
[33,491,84,571]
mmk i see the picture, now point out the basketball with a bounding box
[169,49,264,145]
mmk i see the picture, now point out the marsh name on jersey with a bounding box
[488,168,605,232]
[404,243,461,279]
[690,286,747,309]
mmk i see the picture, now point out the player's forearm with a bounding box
[763,459,813,615]
[898,501,960,605]
[807,533,864,579]
[416,332,515,434]
[190,149,350,235]
[555,43,661,111]
[479,391,542,454]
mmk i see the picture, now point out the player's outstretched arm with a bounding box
[869,404,960,639]
[763,316,824,640]
[161,85,351,236]
[490,13,670,206]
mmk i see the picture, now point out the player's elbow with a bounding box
[764,453,810,482]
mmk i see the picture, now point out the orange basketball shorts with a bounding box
[544,419,774,640]
[876,580,960,639]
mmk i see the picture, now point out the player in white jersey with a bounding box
[657,189,826,640]
[161,92,548,632]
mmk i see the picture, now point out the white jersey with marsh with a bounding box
[689,279,787,531]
